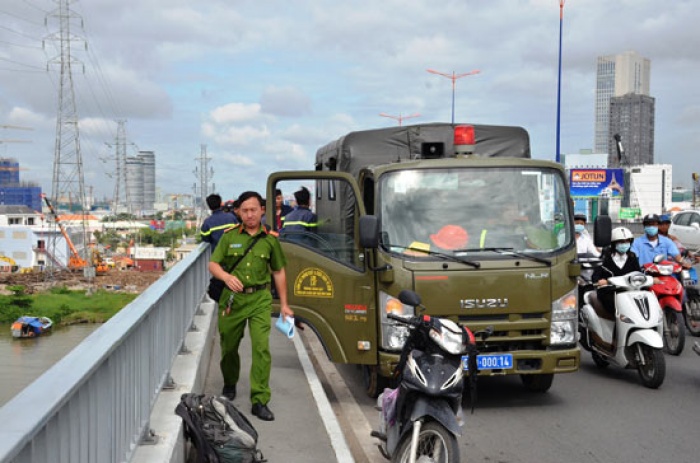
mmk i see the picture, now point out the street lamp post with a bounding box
[556,0,566,164]
[379,112,421,126]
[427,69,480,124]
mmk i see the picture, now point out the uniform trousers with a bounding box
[218,290,272,405]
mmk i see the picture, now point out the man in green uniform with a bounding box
[209,191,293,421]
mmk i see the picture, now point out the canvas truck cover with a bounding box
[313,123,531,236]
[315,123,530,178]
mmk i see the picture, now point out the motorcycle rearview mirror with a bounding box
[593,215,612,248]
[476,326,494,341]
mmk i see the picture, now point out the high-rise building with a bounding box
[594,51,651,153]
[608,94,655,167]
[0,158,42,211]
[125,151,156,215]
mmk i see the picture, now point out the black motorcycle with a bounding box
[372,289,489,463]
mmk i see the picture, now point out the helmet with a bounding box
[430,225,469,250]
[642,213,660,225]
[611,227,634,243]
[659,214,672,224]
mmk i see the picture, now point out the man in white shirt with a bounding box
[574,214,599,256]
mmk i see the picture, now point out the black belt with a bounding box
[241,284,268,294]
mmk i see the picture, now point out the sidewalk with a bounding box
[203,320,353,462]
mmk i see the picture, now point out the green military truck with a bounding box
[267,123,580,397]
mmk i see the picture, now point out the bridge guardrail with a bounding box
[0,243,211,463]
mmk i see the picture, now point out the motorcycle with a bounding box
[579,271,666,388]
[371,289,487,463]
[643,257,686,355]
[678,249,700,337]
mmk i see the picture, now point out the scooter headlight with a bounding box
[551,288,578,345]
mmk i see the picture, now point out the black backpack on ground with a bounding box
[175,393,265,463]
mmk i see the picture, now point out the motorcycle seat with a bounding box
[588,290,615,321]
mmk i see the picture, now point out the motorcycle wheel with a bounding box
[591,351,609,369]
[392,421,459,463]
[683,299,700,337]
[663,308,685,355]
[636,344,665,389]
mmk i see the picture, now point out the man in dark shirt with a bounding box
[200,194,239,250]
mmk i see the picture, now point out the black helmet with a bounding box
[642,213,660,225]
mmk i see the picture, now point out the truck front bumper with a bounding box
[377,346,580,378]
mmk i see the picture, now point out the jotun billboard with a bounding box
[569,168,624,198]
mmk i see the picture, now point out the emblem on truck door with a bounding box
[460,298,509,309]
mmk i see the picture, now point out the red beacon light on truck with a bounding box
[454,125,475,156]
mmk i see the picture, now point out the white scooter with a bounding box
[579,271,666,388]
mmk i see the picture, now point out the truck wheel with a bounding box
[362,365,391,398]
[520,374,553,393]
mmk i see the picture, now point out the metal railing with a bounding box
[0,243,210,463]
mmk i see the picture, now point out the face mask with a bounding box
[615,243,631,254]
[644,226,658,237]
[574,224,585,234]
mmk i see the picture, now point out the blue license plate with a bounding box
[462,353,513,370]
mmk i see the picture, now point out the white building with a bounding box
[626,164,673,217]
[0,205,82,270]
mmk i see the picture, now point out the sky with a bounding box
[1,0,698,205]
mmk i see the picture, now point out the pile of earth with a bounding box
[0,269,165,295]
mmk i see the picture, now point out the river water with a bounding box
[0,324,100,406]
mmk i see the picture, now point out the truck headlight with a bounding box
[379,291,414,351]
[551,288,577,345]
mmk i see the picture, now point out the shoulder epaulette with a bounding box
[262,224,279,238]
[223,224,241,233]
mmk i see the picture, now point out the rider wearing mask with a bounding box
[589,227,641,314]
[574,214,600,256]
[631,214,686,267]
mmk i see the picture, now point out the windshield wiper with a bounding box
[454,247,551,266]
[385,244,481,268]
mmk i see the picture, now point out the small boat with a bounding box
[11,316,53,338]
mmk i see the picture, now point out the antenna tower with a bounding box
[44,0,90,272]
[108,120,132,214]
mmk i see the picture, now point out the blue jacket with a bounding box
[201,210,239,250]
[281,206,317,233]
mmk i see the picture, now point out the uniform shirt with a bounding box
[631,234,679,266]
[281,206,318,233]
[201,210,239,250]
[210,225,286,288]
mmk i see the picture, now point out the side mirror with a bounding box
[398,289,421,307]
[359,215,379,249]
[691,223,700,230]
[593,215,612,248]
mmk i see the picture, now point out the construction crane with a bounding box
[41,195,108,275]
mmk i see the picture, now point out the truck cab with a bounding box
[267,123,580,396]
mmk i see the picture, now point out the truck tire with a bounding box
[520,373,553,393]
[362,365,391,398]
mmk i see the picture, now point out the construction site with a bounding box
[0,1,211,299]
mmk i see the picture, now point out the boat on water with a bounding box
[11,316,53,338]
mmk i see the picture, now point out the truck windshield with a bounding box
[378,167,573,255]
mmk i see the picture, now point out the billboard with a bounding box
[569,169,624,198]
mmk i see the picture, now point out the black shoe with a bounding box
[251,403,275,421]
[222,385,236,401]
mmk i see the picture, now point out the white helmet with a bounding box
[611,227,634,242]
